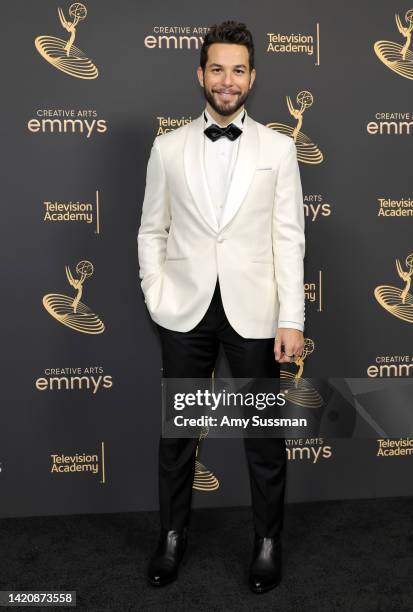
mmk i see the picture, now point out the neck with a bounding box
[206,103,244,126]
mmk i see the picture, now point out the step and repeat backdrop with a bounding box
[1,0,413,518]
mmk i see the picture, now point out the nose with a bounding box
[221,71,234,88]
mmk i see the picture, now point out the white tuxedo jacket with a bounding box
[137,110,305,339]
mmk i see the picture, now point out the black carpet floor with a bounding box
[0,497,412,611]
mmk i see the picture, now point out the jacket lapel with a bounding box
[184,113,219,232]
[220,114,259,230]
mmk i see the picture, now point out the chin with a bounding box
[217,107,237,116]
[214,101,241,116]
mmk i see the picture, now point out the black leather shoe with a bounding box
[147,528,187,587]
[248,534,282,593]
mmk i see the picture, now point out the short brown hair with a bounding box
[200,20,255,72]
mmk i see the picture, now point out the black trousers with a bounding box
[155,279,286,537]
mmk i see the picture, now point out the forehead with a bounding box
[206,42,249,66]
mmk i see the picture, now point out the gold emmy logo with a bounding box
[35,3,98,79]
[280,338,323,408]
[193,459,220,491]
[374,9,413,79]
[374,253,413,322]
[43,260,105,334]
[193,422,219,492]
[267,91,323,164]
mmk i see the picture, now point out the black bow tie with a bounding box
[204,122,243,142]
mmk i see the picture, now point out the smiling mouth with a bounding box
[215,91,238,99]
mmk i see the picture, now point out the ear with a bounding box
[249,68,256,89]
[196,66,204,87]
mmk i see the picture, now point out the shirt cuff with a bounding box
[277,320,304,332]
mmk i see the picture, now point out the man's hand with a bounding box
[274,328,304,363]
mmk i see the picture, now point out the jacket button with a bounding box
[217,235,225,243]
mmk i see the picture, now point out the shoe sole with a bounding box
[148,574,177,587]
[249,576,281,594]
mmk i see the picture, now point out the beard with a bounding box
[203,83,250,117]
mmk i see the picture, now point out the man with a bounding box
[137,20,305,594]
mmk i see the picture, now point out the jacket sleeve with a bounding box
[137,137,171,295]
[272,138,306,331]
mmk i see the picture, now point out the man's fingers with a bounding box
[279,344,303,363]
[279,349,294,363]
[275,330,305,363]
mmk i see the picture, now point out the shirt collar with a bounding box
[203,106,247,129]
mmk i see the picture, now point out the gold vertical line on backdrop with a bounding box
[101,441,106,483]
[316,23,320,66]
[95,189,100,234]
[319,269,322,311]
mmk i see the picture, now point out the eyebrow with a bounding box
[209,63,247,69]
